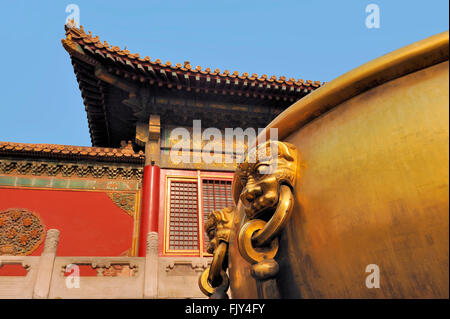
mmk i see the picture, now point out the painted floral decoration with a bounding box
[0,208,45,255]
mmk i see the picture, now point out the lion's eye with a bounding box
[256,164,270,175]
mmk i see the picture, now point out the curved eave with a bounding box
[0,142,145,164]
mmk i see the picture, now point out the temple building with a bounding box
[0,23,321,298]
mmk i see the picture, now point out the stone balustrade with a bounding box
[0,255,40,298]
[0,230,210,299]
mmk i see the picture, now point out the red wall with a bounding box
[0,187,134,257]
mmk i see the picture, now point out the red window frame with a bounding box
[159,169,234,256]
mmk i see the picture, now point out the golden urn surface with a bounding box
[227,31,449,299]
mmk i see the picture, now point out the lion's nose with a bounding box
[241,185,263,203]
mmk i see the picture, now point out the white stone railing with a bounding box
[0,255,39,299]
[0,230,210,299]
[49,256,145,299]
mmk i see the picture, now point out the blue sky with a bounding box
[0,0,448,146]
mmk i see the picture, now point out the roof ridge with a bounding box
[63,21,324,88]
[0,140,144,162]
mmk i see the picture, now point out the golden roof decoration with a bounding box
[0,141,144,163]
[62,22,323,89]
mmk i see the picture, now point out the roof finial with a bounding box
[65,18,76,29]
[120,140,134,154]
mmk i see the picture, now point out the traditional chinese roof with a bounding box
[62,22,323,147]
[0,141,144,164]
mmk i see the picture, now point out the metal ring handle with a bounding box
[238,219,279,264]
[208,241,227,287]
[198,267,229,297]
[252,184,294,247]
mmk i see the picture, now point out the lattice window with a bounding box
[164,172,234,256]
[202,179,234,252]
[168,180,199,251]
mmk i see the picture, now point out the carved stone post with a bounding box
[144,232,159,298]
[33,229,60,299]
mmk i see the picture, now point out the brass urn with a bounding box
[224,31,449,299]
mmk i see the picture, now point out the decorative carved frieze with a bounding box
[91,166,106,178]
[31,162,46,176]
[0,161,15,173]
[60,164,76,177]
[46,164,60,176]
[0,208,45,256]
[60,261,138,277]
[76,165,90,177]
[121,167,135,179]
[106,167,120,179]
[16,162,32,175]
[106,193,136,217]
[165,260,209,276]
[0,160,143,180]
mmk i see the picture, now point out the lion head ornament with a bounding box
[204,206,235,254]
[232,141,298,220]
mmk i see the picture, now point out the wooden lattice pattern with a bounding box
[201,179,233,252]
[168,180,199,251]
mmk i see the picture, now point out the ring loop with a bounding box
[208,241,227,287]
[252,184,294,247]
[238,219,279,264]
[198,267,229,297]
